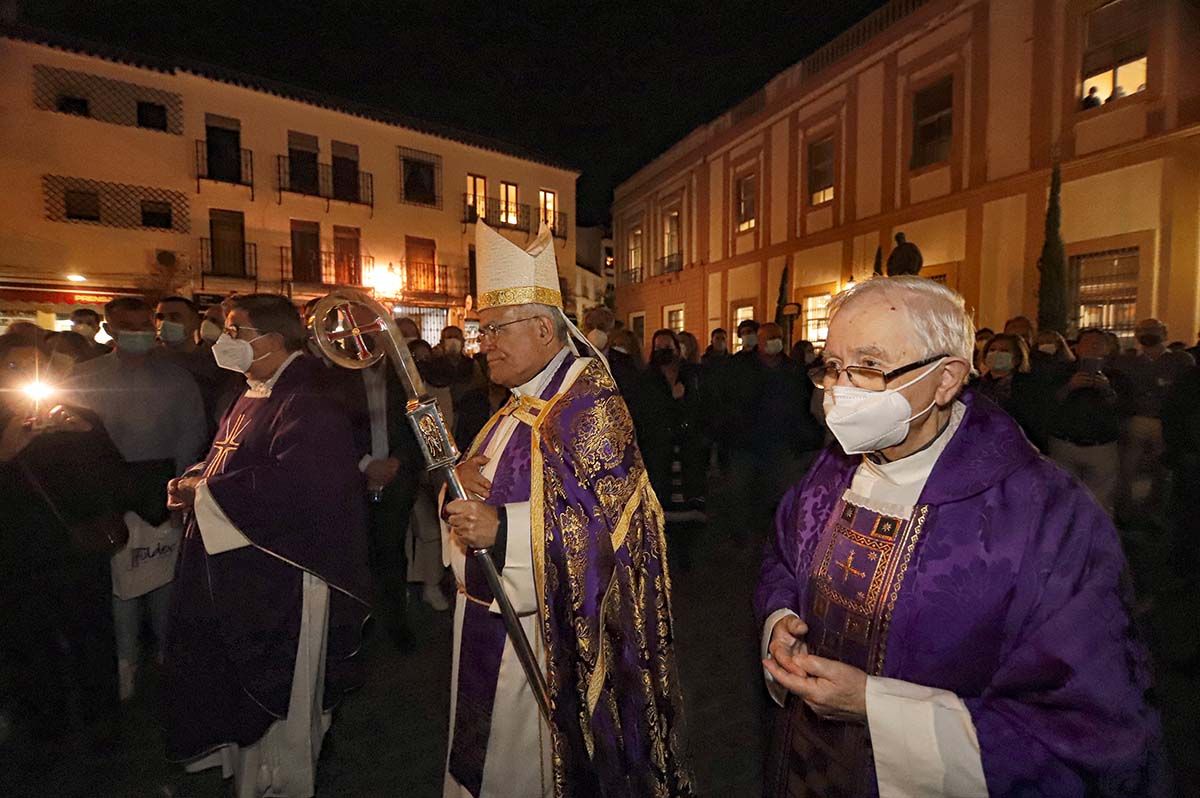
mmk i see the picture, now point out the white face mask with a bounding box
[160,320,188,345]
[73,322,97,339]
[586,328,609,350]
[212,332,268,373]
[764,339,784,355]
[986,351,1014,373]
[200,319,223,343]
[741,333,758,350]
[822,359,944,455]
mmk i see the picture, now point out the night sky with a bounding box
[22,0,889,226]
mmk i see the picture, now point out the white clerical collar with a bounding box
[513,346,570,398]
[245,351,302,398]
[861,400,966,489]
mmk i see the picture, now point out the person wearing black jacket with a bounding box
[0,335,124,750]
[1046,328,1131,516]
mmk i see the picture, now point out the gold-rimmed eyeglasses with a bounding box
[809,353,948,392]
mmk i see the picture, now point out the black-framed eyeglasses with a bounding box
[478,317,538,340]
[223,325,262,340]
[809,353,949,392]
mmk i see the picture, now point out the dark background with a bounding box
[21,0,889,225]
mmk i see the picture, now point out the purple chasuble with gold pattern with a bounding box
[756,391,1166,797]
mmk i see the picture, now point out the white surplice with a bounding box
[441,347,577,798]
[182,356,332,798]
[761,401,989,798]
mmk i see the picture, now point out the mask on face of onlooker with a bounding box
[115,330,156,356]
[586,328,609,350]
[986,350,1014,373]
[160,321,189,346]
[72,322,98,340]
[741,333,758,350]
[764,339,784,356]
[444,338,464,356]
[650,347,678,368]
[199,319,223,344]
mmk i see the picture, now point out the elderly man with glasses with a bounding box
[440,221,692,798]
[757,276,1165,797]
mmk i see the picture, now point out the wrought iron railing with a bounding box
[538,210,569,240]
[276,155,374,209]
[278,246,369,287]
[195,140,254,198]
[657,252,683,274]
[623,266,644,285]
[461,194,531,232]
[199,238,258,288]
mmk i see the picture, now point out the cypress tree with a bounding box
[1037,162,1069,333]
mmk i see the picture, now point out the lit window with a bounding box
[911,77,954,169]
[1081,0,1149,105]
[539,189,557,228]
[65,189,100,222]
[628,227,643,270]
[736,175,756,232]
[807,136,835,206]
[803,294,832,345]
[140,200,172,229]
[500,182,519,226]
[1069,248,1139,344]
[734,305,755,328]
[666,307,685,333]
[663,210,680,256]
[137,101,168,131]
[466,174,486,220]
[56,95,89,116]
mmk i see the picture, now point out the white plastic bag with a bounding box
[110,512,181,600]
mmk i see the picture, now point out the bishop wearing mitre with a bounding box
[440,221,693,797]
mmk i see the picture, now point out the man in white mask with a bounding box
[163,294,370,798]
[158,296,223,436]
[756,276,1162,797]
[69,296,208,701]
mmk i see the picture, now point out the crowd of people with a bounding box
[1,273,1195,795]
[0,294,497,764]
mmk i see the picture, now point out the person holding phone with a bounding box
[1046,327,1133,516]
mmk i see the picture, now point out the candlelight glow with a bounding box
[364,262,402,298]
[22,381,55,402]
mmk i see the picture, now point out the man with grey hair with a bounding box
[440,222,691,796]
[756,276,1163,796]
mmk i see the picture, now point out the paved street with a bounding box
[2,517,1194,797]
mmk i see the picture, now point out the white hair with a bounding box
[827,275,975,364]
[526,303,570,342]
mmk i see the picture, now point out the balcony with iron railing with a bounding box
[276,156,374,210]
[199,238,258,288]
[623,265,645,285]
[195,140,254,198]
[656,252,683,275]
[278,247,371,287]
[462,194,531,232]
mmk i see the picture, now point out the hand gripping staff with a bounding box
[309,290,552,724]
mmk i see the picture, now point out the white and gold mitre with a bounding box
[475,220,562,311]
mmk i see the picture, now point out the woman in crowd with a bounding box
[0,334,126,753]
[677,330,702,366]
[974,332,1054,449]
[632,330,708,531]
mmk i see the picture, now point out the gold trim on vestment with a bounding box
[479,285,563,310]
[873,503,930,675]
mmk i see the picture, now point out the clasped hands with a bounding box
[167,476,202,511]
[763,615,868,722]
[444,454,499,550]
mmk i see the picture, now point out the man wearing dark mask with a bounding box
[1115,317,1196,517]
[69,296,208,701]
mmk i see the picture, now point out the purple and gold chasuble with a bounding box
[756,391,1165,797]
[449,352,693,798]
[164,356,371,761]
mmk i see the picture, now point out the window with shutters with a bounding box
[1080,0,1149,104]
[735,174,757,232]
[911,77,954,169]
[807,136,836,206]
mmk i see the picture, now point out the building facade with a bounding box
[613,0,1200,353]
[564,225,615,321]
[0,26,578,340]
